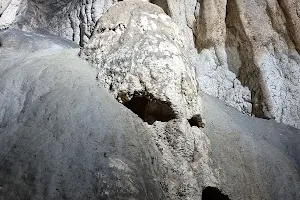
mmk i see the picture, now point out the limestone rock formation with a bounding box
[0,1,300,200]
[0,32,299,199]
[149,0,300,128]
[0,48,165,199]
[224,0,300,128]
[2,0,300,127]
[0,0,25,29]
[150,0,253,116]
[21,0,120,46]
[0,0,117,45]
[0,28,79,52]
[80,1,203,123]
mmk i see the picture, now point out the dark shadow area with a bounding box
[123,95,176,125]
[149,0,170,15]
[188,114,203,128]
[202,187,231,200]
[225,0,265,118]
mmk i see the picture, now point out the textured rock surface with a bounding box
[3,0,300,127]
[0,0,25,29]
[150,0,300,128]
[201,92,300,200]
[80,1,202,122]
[150,0,253,115]
[225,0,300,128]
[16,0,118,46]
[0,28,79,52]
[0,45,299,199]
[0,49,165,199]
[1,1,300,200]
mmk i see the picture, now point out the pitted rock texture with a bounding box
[9,0,118,46]
[0,24,300,200]
[80,0,202,122]
[150,0,300,128]
[224,0,300,127]
[0,45,299,200]
[2,0,300,127]
[152,119,218,199]
[150,0,253,115]
[0,0,25,29]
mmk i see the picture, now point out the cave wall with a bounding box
[1,0,300,127]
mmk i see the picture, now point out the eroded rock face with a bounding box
[0,28,79,52]
[150,0,253,115]
[1,2,300,199]
[0,49,165,200]
[0,0,118,45]
[0,45,299,200]
[150,0,300,128]
[80,0,202,123]
[225,0,300,127]
[152,119,218,199]
[0,13,300,200]
[0,0,25,29]
[3,0,300,127]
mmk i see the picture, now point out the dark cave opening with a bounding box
[202,187,231,200]
[188,114,203,128]
[123,95,176,125]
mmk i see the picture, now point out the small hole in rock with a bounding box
[123,95,176,125]
[202,187,231,200]
[188,114,203,128]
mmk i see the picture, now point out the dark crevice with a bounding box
[277,0,300,53]
[188,114,204,128]
[123,94,176,125]
[202,187,231,200]
[149,0,170,16]
[225,0,266,118]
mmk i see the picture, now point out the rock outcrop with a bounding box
[0,0,117,45]
[0,1,300,200]
[0,33,299,199]
[0,48,165,199]
[150,0,253,116]
[224,0,300,128]
[150,0,300,128]
[0,28,79,52]
[2,0,300,127]
[0,0,24,29]
[80,1,203,124]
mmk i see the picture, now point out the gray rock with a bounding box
[0,49,165,200]
[0,1,300,199]
[80,0,203,123]
[15,0,118,46]
[0,35,299,200]
[150,0,300,128]
[0,0,25,29]
[3,0,300,128]
[0,28,79,52]
[201,92,300,200]
[149,0,253,116]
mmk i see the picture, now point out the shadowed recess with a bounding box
[123,95,176,125]
[149,0,170,15]
[188,114,203,128]
[202,187,231,200]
